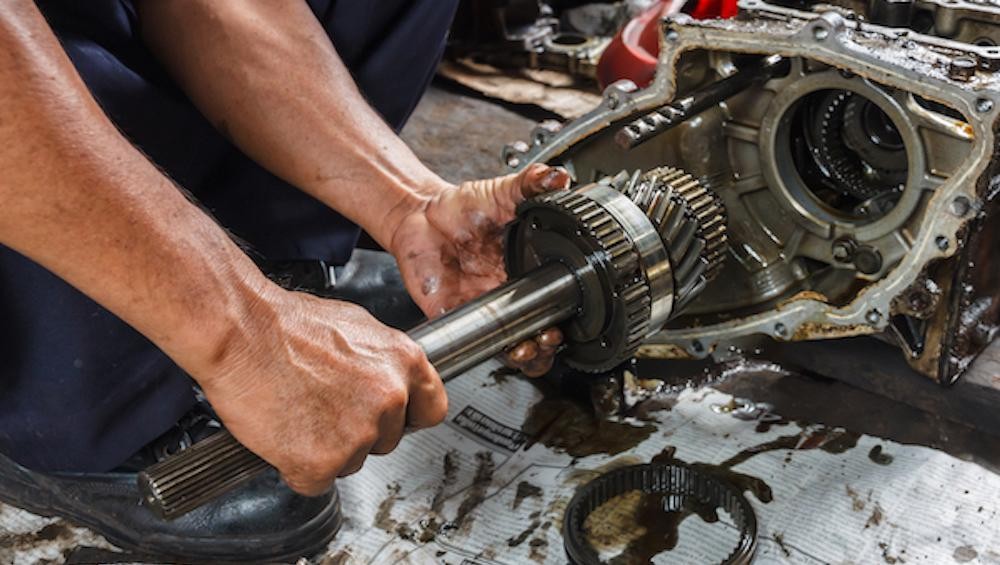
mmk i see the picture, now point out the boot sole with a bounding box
[0,459,342,563]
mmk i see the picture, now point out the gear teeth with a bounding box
[619,167,728,315]
[517,166,726,370]
[622,279,652,351]
[524,184,654,371]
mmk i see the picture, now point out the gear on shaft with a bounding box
[617,167,728,311]
[140,166,731,519]
[506,166,728,372]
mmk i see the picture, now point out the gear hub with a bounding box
[506,167,727,371]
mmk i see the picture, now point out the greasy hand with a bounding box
[390,164,571,377]
[195,287,447,496]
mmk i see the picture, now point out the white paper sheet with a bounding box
[3,360,1000,564]
[322,361,1000,565]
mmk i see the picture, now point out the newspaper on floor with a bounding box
[2,360,1000,564]
[322,361,1000,565]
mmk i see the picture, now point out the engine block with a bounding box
[504,1,1000,384]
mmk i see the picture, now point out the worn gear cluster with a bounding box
[507,167,728,372]
[798,90,907,206]
[619,167,728,312]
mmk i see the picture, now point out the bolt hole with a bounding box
[951,196,971,217]
[550,33,587,46]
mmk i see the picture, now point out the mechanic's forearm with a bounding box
[137,1,449,251]
[0,3,276,374]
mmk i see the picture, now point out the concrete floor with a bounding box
[400,83,555,184]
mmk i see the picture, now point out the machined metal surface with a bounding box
[502,0,999,382]
[138,431,269,520]
[620,167,728,312]
[411,263,580,381]
[616,54,788,150]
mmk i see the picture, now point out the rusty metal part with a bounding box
[818,0,1000,47]
[949,56,979,81]
[503,1,999,383]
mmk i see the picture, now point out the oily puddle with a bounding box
[584,488,742,564]
[572,420,863,564]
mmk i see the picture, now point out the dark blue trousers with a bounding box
[0,0,458,472]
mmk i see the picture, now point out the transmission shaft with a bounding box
[139,167,728,519]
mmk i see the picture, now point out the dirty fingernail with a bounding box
[543,168,570,189]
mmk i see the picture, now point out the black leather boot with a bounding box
[0,403,342,563]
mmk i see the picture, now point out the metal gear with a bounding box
[804,90,906,203]
[810,90,876,200]
[841,95,908,185]
[507,188,654,372]
[619,167,728,311]
[507,167,729,372]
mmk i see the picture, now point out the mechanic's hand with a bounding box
[193,287,446,496]
[390,164,571,377]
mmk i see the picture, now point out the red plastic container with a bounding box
[596,0,739,88]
